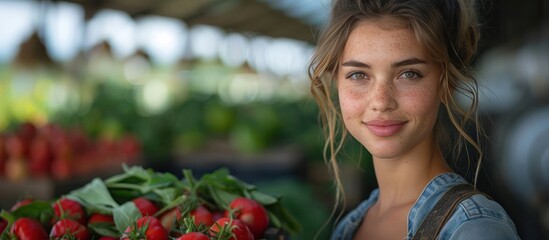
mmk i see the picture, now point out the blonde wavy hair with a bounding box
[308,0,482,219]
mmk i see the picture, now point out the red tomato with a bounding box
[227,197,269,238]
[176,232,210,240]
[29,136,53,177]
[209,218,253,240]
[132,197,159,217]
[97,237,117,240]
[0,218,7,234]
[211,211,225,222]
[18,122,37,142]
[6,134,26,159]
[51,158,72,180]
[87,213,116,233]
[190,205,214,227]
[10,217,48,240]
[52,197,87,225]
[0,135,6,175]
[50,219,90,240]
[122,216,168,240]
[159,207,182,231]
[88,213,114,224]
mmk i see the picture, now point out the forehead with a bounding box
[341,17,427,61]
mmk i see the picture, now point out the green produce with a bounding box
[0,165,300,239]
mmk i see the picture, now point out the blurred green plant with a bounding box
[51,80,325,164]
[257,178,332,240]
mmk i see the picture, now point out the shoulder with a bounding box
[439,194,520,240]
[407,173,520,239]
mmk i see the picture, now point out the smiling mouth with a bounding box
[364,120,407,137]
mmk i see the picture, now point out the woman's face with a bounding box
[337,18,442,160]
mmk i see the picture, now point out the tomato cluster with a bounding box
[0,166,298,239]
[1,196,269,240]
[0,122,140,181]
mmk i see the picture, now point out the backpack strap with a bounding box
[412,184,486,240]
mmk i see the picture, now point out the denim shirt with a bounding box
[331,172,520,239]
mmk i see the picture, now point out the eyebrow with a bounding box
[341,60,370,68]
[341,57,427,68]
[392,58,427,68]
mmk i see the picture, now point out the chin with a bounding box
[369,151,402,160]
[363,142,406,160]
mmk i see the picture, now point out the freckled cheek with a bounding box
[403,88,440,119]
[339,89,365,118]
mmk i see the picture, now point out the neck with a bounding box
[372,137,451,212]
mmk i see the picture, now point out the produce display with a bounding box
[0,122,141,181]
[0,165,300,239]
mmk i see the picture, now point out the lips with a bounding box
[364,120,407,137]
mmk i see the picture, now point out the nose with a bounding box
[370,81,397,112]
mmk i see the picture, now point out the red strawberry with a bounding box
[10,217,48,240]
[133,197,159,217]
[50,219,90,240]
[122,216,168,240]
[190,205,214,227]
[227,197,269,238]
[209,218,253,240]
[52,197,87,225]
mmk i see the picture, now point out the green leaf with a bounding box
[0,210,16,240]
[123,165,153,179]
[68,178,119,213]
[105,175,145,186]
[109,189,141,204]
[267,203,301,233]
[0,210,15,224]
[154,195,188,217]
[88,222,121,237]
[10,201,53,225]
[149,172,178,188]
[0,227,9,240]
[105,165,151,185]
[106,166,179,196]
[140,175,178,194]
[209,188,240,210]
[268,211,282,228]
[250,191,278,205]
[0,211,13,240]
[152,188,178,205]
[200,168,250,195]
[113,201,141,234]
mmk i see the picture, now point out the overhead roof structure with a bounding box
[62,0,332,43]
[59,0,548,51]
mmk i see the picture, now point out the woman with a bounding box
[308,0,520,239]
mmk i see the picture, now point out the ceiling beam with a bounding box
[54,0,319,42]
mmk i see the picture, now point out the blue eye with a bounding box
[400,71,422,79]
[347,72,368,80]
